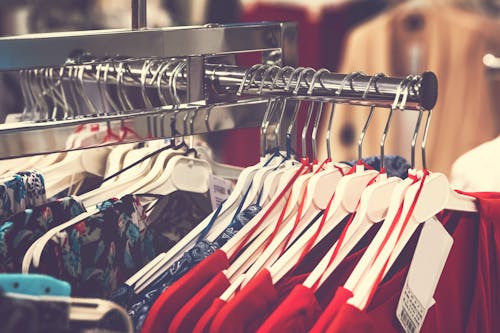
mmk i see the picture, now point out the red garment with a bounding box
[168,271,230,333]
[210,269,278,333]
[310,287,353,333]
[257,284,323,333]
[258,221,421,333]
[324,192,500,333]
[208,214,362,333]
[139,250,229,333]
[193,298,227,333]
[256,247,368,333]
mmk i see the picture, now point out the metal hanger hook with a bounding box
[380,76,410,170]
[237,64,265,97]
[358,73,385,160]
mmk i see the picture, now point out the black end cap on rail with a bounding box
[420,71,438,110]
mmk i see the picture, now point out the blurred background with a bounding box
[0,0,499,175]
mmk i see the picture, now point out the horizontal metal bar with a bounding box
[0,99,268,159]
[50,63,437,110]
[0,22,288,70]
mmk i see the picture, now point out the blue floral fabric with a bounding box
[0,170,47,222]
[0,175,26,222]
[17,170,47,208]
[115,202,263,332]
[344,155,411,179]
[0,196,85,273]
[32,195,155,299]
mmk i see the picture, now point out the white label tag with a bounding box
[396,216,453,333]
[4,114,23,124]
[209,174,233,210]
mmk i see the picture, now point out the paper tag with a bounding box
[396,216,453,333]
[4,114,23,123]
[209,174,233,210]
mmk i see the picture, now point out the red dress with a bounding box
[324,192,500,333]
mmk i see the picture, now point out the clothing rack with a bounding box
[0,16,437,160]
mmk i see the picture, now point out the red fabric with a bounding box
[324,192,500,333]
[210,269,278,333]
[140,250,229,333]
[193,298,227,333]
[168,271,231,333]
[310,287,353,333]
[257,285,323,333]
[255,220,383,333]
[196,213,361,333]
[257,242,375,333]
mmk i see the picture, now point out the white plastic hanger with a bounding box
[130,65,285,290]
[217,67,317,268]
[23,209,96,272]
[348,109,477,310]
[328,76,417,299]
[266,72,372,284]
[80,60,190,207]
[233,97,333,287]
[154,68,307,294]
[223,100,320,286]
[103,143,138,181]
[344,77,474,309]
[300,74,403,290]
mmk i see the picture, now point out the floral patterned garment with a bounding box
[0,170,47,223]
[0,196,86,273]
[0,175,27,222]
[17,170,47,208]
[33,195,155,299]
[119,202,262,332]
[146,191,213,253]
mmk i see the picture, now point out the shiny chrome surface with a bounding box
[0,99,268,159]
[0,22,295,70]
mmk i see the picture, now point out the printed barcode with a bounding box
[401,308,416,333]
[214,185,226,194]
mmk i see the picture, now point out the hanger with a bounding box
[42,130,110,198]
[352,111,478,310]
[81,60,192,208]
[344,75,477,310]
[24,62,189,269]
[227,69,331,288]
[327,77,419,301]
[301,73,404,290]
[218,68,318,287]
[199,65,294,244]
[136,59,212,197]
[129,64,283,292]
[268,72,383,285]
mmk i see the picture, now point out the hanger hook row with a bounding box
[237,64,266,97]
[307,68,331,96]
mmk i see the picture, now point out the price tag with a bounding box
[397,216,453,333]
[209,174,233,210]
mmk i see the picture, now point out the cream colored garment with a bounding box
[318,4,500,175]
[451,135,500,191]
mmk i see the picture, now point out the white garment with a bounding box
[450,135,500,192]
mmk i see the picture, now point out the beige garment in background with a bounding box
[317,4,500,175]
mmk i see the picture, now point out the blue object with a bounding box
[0,274,71,297]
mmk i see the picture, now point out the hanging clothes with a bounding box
[0,170,47,222]
[450,135,500,191]
[319,3,500,175]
